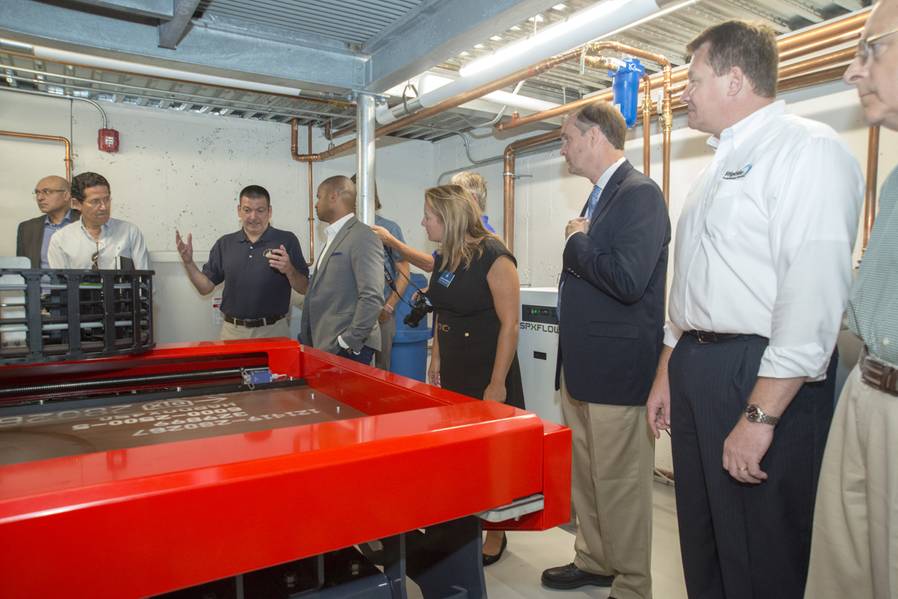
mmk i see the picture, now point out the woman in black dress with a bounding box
[421,184,525,564]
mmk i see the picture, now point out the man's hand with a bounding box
[267,244,294,274]
[565,217,589,238]
[378,305,393,324]
[646,373,671,439]
[483,381,507,403]
[722,418,773,484]
[175,230,193,264]
[371,224,398,248]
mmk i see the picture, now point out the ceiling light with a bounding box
[490,35,503,41]
[510,25,522,31]
[528,14,545,23]
[460,0,665,79]
[553,3,567,10]
[474,43,485,49]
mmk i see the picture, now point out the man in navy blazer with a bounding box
[542,103,669,599]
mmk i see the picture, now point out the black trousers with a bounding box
[669,335,836,599]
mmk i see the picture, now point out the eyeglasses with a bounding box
[82,196,112,207]
[856,27,898,64]
[33,188,67,196]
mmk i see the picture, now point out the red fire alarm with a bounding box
[98,128,120,153]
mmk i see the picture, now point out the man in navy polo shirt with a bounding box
[176,185,309,340]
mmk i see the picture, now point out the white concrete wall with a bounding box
[0,92,436,343]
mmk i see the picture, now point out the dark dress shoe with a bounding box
[482,533,507,566]
[541,563,614,589]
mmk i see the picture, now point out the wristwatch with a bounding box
[744,404,779,426]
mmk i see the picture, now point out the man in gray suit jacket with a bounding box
[16,175,80,268]
[300,175,383,365]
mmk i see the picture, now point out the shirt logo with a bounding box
[722,164,752,179]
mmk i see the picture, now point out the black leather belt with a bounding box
[224,314,284,328]
[685,330,748,344]
[860,347,898,397]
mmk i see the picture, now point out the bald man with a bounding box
[16,175,80,268]
[300,175,384,365]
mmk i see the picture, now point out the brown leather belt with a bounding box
[860,348,898,396]
[224,314,284,328]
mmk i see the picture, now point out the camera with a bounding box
[404,294,433,327]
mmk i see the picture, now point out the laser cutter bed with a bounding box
[0,338,571,598]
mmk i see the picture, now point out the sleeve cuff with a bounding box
[757,343,830,380]
[663,321,682,348]
[337,335,350,350]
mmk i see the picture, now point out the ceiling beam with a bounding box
[364,0,560,93]
[157,0,201,49]
[65,0,174,20]
[0,0,366,93]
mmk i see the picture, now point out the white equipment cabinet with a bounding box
[518,286,564,424]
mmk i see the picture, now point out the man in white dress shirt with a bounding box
[48,172,150,270]
[645,21,863,599]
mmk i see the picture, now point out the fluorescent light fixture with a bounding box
[528,14,545,22]
[490,35,503,41]
[553,3,568,10]
[459,0,693,79]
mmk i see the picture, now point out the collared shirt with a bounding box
[40,208,77,268]
[202,225,308,320]
[313,212,354,275]
[481,214,496,233]
[375,213,407,300]
[47,217,151,270]
[665,101,864,379]
[848,164,898,367]
[564,156,627,245]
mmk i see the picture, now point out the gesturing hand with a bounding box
[267,244,293,274]
[175,230,193,264]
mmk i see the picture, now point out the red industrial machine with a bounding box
[0,338,570,598]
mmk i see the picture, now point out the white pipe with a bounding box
[377,0,661,123]
[356,94,376,226]
[30,45,304,97]
[377,72,558,124]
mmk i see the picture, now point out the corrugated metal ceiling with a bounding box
[0,0,871,143]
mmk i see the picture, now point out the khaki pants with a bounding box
[805,365,898,599]
[220,318,290,340]
[561,374,655,599]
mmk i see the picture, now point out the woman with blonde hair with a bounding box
[422,184,524,565]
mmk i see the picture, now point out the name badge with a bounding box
[722,164,752,179]
[438,271,455,287]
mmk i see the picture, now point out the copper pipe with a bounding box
[779,27,862,62]
[864,125,880,252]
[292,48,587,162]
[641,74,653,178]
[0,130,72,181]
[307,125,316,266]
[498,8,868,133]
[502,130,561,250]
[291,118,323,162]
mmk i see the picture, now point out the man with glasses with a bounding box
[16,175,79,268]
[48,172,149,270]
[805,2,898,597]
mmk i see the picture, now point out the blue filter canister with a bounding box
[611,58,645,128]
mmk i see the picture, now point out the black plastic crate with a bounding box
[0,268,154,364]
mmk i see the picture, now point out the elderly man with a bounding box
[541,103,669,599]
[300,175,383,365]
[48,172,149,270]
[176,185,308,340]
[805,2,898,597]
[16,175,79,268]
[645,21,864,599]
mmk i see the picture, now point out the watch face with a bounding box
[745,405,760,421]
